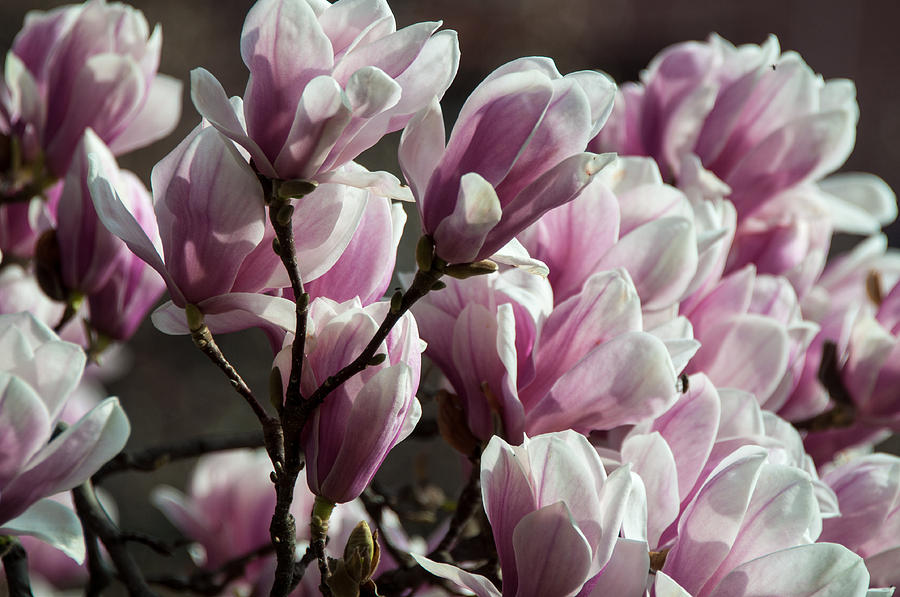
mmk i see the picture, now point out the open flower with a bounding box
[415,431,639,597]
[0,312,129,563]
[400,57,616,265]
[1,0,181,179]
[191,0,458,194]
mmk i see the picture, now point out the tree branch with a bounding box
[188,313,274,426]
[72,480,157,597]
[375,450,486,597]
[1,537,33,597]
[93,430,265,482]
[147,542,275,596]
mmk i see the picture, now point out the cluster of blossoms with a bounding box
[2,0,900,596]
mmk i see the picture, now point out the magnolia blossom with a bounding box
[415,431,641,597]
[191,0,458,196]
[519,156,705,320]
[609,374,839,554]
[400,57,616,266]
[54,130,161,312]
[0,312,129,563]
[655,446,870,597]
[89,123,375,339]
[592,34,896,300]
[0,0,181,179]
[413,267,681,444]
[819,454,900,588]
[275,297,422,504]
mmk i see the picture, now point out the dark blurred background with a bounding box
[3,0,900,592]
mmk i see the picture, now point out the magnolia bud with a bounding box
[277,179,318,199]
[416,235,436,272]
[343,521,378,583]
[443,259,498,280]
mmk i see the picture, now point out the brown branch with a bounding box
[72,480,157,597]
[304,268,443,416]
[147,542,275,596]
[375,450,486,597]
[1,537,34,597]
[188,314,274,426]
[360,488,417,569]
[93,430,265,482]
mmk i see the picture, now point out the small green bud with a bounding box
[272,236,282,255]
[342,521,377,583]
[389,290,403,314]
[277,179,318,199]
[415,235,435,272]
[276,202,294,226]
[431,280,447,291]
[368,353,387,366]
[443,259,498,279]
[269,367,284,414]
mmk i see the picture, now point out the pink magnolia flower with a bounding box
[682,267,818,412]
[592,35,897,299]
[656,446,870,597]
[520,156,704,317]
[0,312,129,563]
[400,57,616,265]
[819,453,900,588]
[608,374,837,556]
[299,170,406,306]
[800,237,900,462]
[0,0,181,179]
[275,297,422,504]
[593,35,857,217]
[90,123,367,338]
[56,129,158,298]
[413,267,681,444]
[191,0,458,193]
[415,431,641,597]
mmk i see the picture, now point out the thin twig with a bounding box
[147,542,275,596]
[360,488,416,569]
[94,430,265,481]
[376,450,486,597]
[1,537,33,597]
[82,526,112,597]
[72,480,157,597]
[267,191,309,409]
[304,268,443,416]
[189,317,273,426]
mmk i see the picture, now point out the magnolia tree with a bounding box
[1,0,900,596]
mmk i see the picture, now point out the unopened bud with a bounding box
[390,290,403,314]
[269,366,284,414]
[443,259,498,280]
[415,235,436,272]
[276,202,294,226]
[431,280,447,291]
[277,179,318,199]
[343,521,377,583]
[368,353,387,366]
[436,390,480,455]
